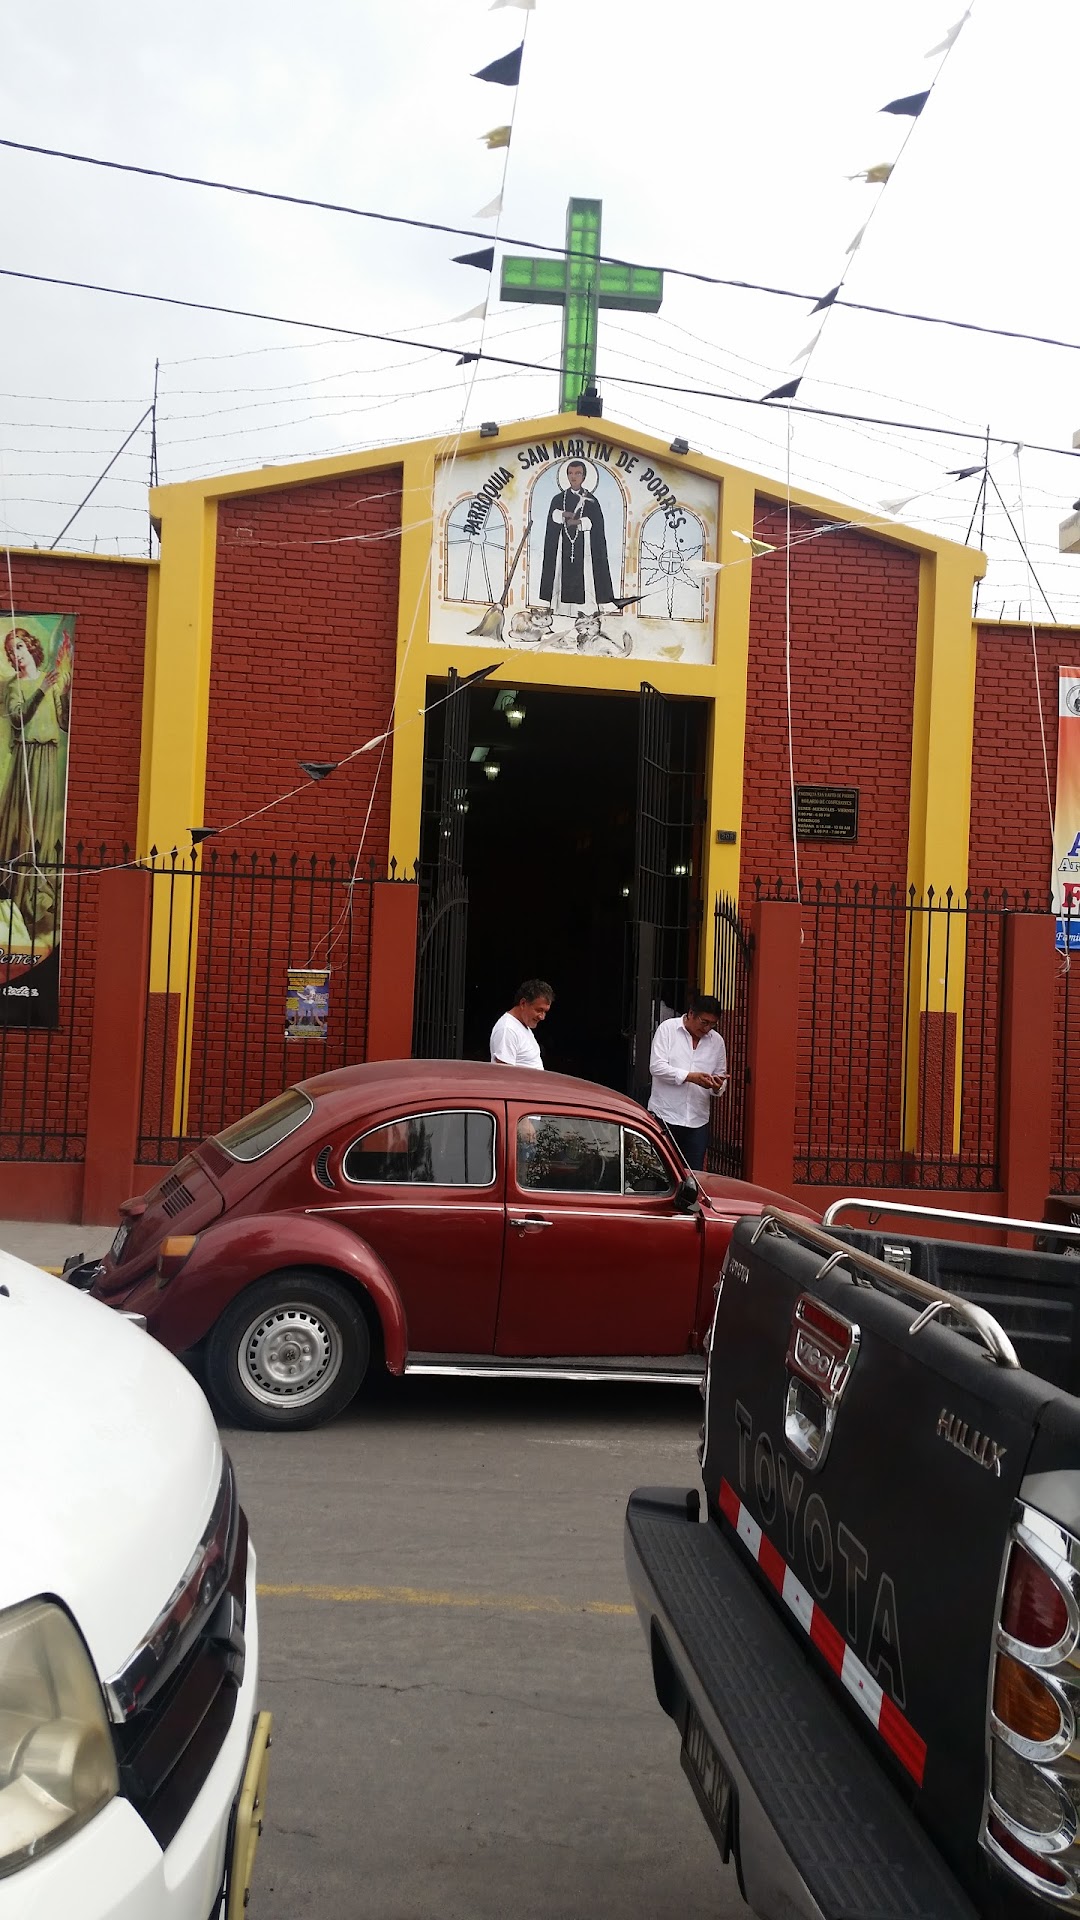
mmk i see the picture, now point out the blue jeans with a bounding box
[665,1121,710,1171]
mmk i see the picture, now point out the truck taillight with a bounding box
[983,1504,1080,1903]
[1002,1543,1071,1651]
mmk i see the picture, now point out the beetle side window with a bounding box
[342,1110,495,1187]
[622,1128,674,1196]
[216,1088,314,1161]
[517,1115,621,1193]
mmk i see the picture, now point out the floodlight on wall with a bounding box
[577,385,603,418]
[479,421,500,437]
[484,762,501,781]
[669,438,690,455]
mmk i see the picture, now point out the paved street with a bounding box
[228,1377,742,1920]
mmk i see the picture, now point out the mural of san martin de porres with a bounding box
[433,437,720,664]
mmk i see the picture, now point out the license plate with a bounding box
[110,1219,131,1261]
[225,1710,273,1920]
[680,1702,733,1860]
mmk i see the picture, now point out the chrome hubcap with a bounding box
[239,1304,344,1408]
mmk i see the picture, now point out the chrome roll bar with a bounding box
[823,1197,1080,1242]
[751,1207,1020,1369]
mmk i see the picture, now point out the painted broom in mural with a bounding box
[467,517,533,644]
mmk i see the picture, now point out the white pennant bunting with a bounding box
[451,300,489,323]
[490,0,535,9]
[845,223,868,256]
[791,327,823,364]
[474,194,503,219]
[879,495,917,514]
[925,10,969,56]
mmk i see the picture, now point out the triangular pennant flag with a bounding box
[473,44,523,86]
[791,327,823,363]
[458,661,505,689]
[299,761,339,781]
[731,532,778,556]
[926,12,969,56]
[879,495,917,513]
[189,826,217,843]
[810,284,840,315]
[763,377,801,402]
[451,300,489,322]
[847,162,894,184]
[474,193,503,218]
[845,223,868,255]
[947,464,984,480]
[490,0,534,9]
[452,247,495,271]
[480,125,512,149]
[456,353,480,365]
[685,560,723,574]
[881,90,930,116]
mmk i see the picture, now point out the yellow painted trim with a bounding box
[2,546,156,569]
[700,471,757,985]
[903,549,981,1150]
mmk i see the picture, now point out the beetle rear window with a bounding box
[215,1089,314,1161]
[343,1111,495,1187]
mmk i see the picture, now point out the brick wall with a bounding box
[185,467,405,1119]
[1,554,150,1156]
[741,501,922,1175]
[971,623,1080,1192]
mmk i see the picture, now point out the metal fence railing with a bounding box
[783,880,1026,1189]
[137,849,406,1166]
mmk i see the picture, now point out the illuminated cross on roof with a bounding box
[500,198,663,415]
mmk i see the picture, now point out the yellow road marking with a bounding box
[257,1580,634,1617]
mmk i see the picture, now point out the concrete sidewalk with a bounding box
[0,1220,115,1270]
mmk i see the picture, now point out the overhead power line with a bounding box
[2,265,1078,462]
[2,136,1079,360]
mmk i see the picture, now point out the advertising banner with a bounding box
[286,967,330,1041]
[0,613,75,1027]
[1052,668,1080,952]
[432,433,720,664]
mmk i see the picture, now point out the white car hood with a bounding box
[0,1249,222,1682]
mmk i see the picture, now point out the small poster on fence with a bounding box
[286,967,330,1041]
[1052,668,1080,952]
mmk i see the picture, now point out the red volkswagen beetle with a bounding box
[85,1061,809,1430]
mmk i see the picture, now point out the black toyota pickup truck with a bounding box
[625,1202,1080,1919]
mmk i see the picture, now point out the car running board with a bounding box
[403,1354,704,1386]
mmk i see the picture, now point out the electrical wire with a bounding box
[4,133,1080,359]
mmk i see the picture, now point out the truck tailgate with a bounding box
[626,1486,978,1920]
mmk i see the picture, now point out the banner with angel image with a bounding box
[0,613,75,1027]
[432,435,719,663]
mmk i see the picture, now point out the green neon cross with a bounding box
[500,198,663,414]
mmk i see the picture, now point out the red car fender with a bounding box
[141,1211,409,1372]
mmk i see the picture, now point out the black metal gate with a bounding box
[413,668,471,1058]
[627,684,706,1102]
[709,893,753,1176]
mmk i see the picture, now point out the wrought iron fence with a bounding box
[0,842,107,1161]
[138,849,404,1165]
[779,879,1023,1188]
[708,893,752,1177]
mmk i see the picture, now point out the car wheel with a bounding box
[205,1271,371,1430]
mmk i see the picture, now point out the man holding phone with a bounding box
[647,993,728,1171]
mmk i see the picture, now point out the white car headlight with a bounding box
[0,1599,118,1877]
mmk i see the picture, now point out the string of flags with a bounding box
[447,0,535,365]
[763,9,972,404]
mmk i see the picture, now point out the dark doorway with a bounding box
[418,681,707,1090]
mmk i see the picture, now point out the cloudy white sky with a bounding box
[2,0,1078,619]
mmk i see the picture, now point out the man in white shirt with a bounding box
[489,979,554,1070]
[648,993,727,1170]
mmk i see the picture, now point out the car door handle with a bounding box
[509,1215,553,1233]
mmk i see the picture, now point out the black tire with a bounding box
[205,1270,371,1431]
